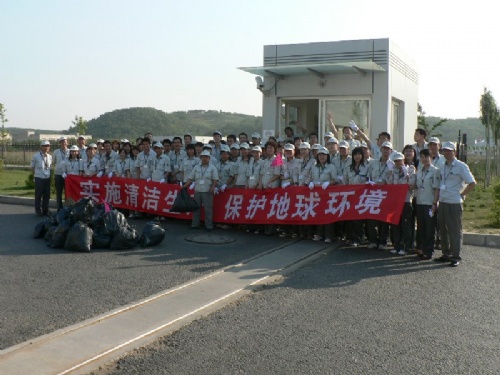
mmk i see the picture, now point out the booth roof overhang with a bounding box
[238,60,385,79]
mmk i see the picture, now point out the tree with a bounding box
[417,103,447,139]
[71,115,88,135]
[0,103,9,154]
[479,88,497,187]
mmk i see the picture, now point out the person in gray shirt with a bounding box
[31,141,53,216]
[434,141,476,267]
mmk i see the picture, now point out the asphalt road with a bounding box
[0,203,289,350]
[91,244,500,375]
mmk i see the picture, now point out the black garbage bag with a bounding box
[103,209,128,234]
[89,205,106,229]
[92,223,112,249]
[109,225,138,250]
[170,188,199,213]
[34,217,55,239]
[71,198,95,224]
[44,225,57,242]
[49,219,72,248]
[55,207,71,225]
[64,221,93,252]
[140,220,166,247]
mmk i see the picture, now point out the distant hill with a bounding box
[425,117,486,143]
[6,107,488,145]
[74,108,263,141]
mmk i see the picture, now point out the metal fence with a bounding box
[0,143,59,166]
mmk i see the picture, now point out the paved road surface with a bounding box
[0,203,289,350]
[92,244,500,375]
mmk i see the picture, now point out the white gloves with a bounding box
[282,181,290,189]
[147,178,151,182]
[214,187,220,195]
[62,172,67,179]
[366,179,376,186]
[97,171,103,178]
[308,182,315,190]
[337,175,344,183]
[349,120,359,132]
[189,182,195,190]
[322,181,330,190]
[108,172,113,178]
[220,184,227,192]
[160,178,165,183]
[401,166,408,176]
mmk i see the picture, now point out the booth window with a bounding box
[325,99,369,134]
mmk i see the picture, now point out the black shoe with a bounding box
[418,254,432,261]
[190,226,200,230]
[434,256,450,262]
[450,260,460,267]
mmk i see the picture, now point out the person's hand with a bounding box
[147,178,151,182]
[327,112,333,121]
[282,181,290,189]
[62,172,67,179]
[97,171,103,178]
[366,180,376,186]
[337,175,344,183]
[160,178,165,183]
[308,182,314,190]
[220,184,227,192]
[214,187,220,195]
[322,181,330,190]
[349,120,359,131]
[108,172,113,178]
[189,182,195,190]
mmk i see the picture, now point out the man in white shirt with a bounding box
[31,140,53,216]
[53,136,69,211]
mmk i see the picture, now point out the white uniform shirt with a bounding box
[53,148,70,175]
[63,158,83,175]
[31,152,52,179]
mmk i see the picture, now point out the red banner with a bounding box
[65,175,408,225]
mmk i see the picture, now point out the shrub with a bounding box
[491,182,500,227]
[25,171,56,193]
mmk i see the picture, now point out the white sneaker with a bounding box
[324,238,332,243]
[313,235,323,241]
[378,244,388,250]
[390,249,398,254]
[352,242,359,247]
[368,243,377,249]
[398,250,406,255]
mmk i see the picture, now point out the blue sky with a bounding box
[1,0,499,130]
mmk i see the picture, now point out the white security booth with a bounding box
[239,38,418,151]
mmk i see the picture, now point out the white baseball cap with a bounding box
[311,143,322,150]
[153,142,163,148]
[381,141,393,149]
[40,140,50,146]
[251,132,261,139]
[338,140,349,148]
[200,150,211,156]
[239,142,250,149]
[391,152,404,161]
[318,147,329,155]
[284,143,295,151]
[299,142,311,149]
[324,131,334,138]
[252,146,262,152]
[326,137,338,144]
[428,137,440,144]
[442,141,456,150]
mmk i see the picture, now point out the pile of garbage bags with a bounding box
[34,198,166,252]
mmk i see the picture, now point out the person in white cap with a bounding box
[229,143,240,162]
[310,147,337,243]
[247,146,263,190]
[323,132,335,146]
[151,142,171,183]
[326,137,339,159]
[183,150,219,231]
[96,139,105,157]
[233,143,251,188]
[135,137,155,181]
[413,148,441,260]
[297,142,315,187]
[202,144,219,166]
[183,133,193,148]
[428,137,445,168]
[332,141,351,185]
[387,152,416,255]
[216,144,235,191]
[251,132,261,147]
[31,141,53,216]
[53,136,69,211]
[366,141,395,250]
[311,143,322,159]
[62,145,83,177]
[280,143,300,187]
[434,141,476,267]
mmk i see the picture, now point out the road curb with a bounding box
[1,195,499,248]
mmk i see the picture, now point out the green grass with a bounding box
[0,169,34,197]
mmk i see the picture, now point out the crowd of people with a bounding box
[31,117,476,266]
